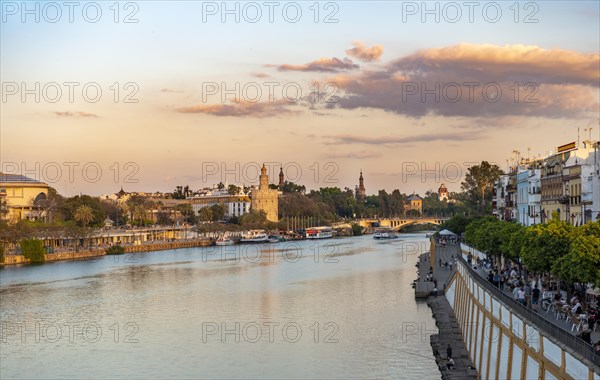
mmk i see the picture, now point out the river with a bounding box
[0,233,439,379]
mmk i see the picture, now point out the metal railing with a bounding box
[457,255,600,370]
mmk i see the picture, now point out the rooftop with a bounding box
[0,173,45,184]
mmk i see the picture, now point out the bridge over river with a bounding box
[357,217,449,231]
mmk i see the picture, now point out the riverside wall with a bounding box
[446,246,600,380]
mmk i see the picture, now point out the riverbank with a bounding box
[0,239,214,266]
[416,240,477,379]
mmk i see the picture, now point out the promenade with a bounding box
[418,242,477,379]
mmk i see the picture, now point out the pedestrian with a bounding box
[446,344,452,359]
[532,285,540,311]
[524,283,532,308]
[439,259,442,267]
[433,287,438,297]
[518,286,526,305]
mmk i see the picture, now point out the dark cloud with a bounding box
[274,57,359,72]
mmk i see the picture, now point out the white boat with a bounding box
[373,228,398,239]
[240,230,269,243]
[215,236,235,246]
[305,226,333,239]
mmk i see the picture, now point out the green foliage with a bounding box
[351,223,363,236]
[19,239,45,263]
[439,215,473,235]
[198,207,213,222]
[280,181,306,194]
[551,221,600,287]
[61,195,105,227]
[520,218,573,273]
[209,204,226,222]
[174,203,198,224]
[106,245,125,255]
[172,185,191,199]
[461,161,503,214]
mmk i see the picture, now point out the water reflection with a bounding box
[1,234,439,379]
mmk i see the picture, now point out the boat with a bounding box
[373,228,399,239]
[267,235,286,243]
[240,230,269,243]
[215,236,235,246]
[305,226,333,239]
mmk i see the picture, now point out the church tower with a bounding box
[278,167,284,187]
[438,183,449,201]
[357,171,366,199]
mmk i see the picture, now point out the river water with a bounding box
[0,234,439,379]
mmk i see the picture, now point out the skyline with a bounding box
[1,1,599,196]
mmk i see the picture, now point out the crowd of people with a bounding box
[477,257,600,352]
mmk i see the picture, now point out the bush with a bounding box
[351,223,363,236]
[0,245,4,264]
[20,239,46,263]
[106,245,125,255]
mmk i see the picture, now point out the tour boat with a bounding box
[240,230,269,243]
[305,226,333,239]
[373,228,398,239]
[215,236,235,246]
[267,235,281,243]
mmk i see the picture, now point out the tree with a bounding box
[73,205,94,229]
[228,184,241,195]
[280,181,306,194]
[209,204,226,222]
[520,216,573,273]
[552,221,600,287]
[198,207,213,222]
[156,211,172,225]
[461,161,503,214]
[439,215,473,235]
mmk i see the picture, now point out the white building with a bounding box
[527,169,542,226]
[188,187,251,219]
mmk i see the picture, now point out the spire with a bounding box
[278,167,284,187]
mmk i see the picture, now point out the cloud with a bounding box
[323,131,484,146]
[250,72,270,78]
[54,111,98,118]
[161,88,183,93]
[274,57,359,72]
[324,150,382,159]
[345,41,384,62]
[325,44,599,118]
[391,44,599,85]
[175,99,298,118]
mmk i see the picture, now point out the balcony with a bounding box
[582,192,593,203]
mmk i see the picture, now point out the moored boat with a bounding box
[305,226,333,239]
[215,236,235,246]
[240,230,269,243]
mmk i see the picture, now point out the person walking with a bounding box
[446,344,452,359]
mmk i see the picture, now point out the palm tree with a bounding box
[74,205,94,229]
[73,205,94,249]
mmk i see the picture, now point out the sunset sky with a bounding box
[1,1,599,197]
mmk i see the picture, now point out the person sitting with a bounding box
[572,299,582,315]
[446,357,455,370]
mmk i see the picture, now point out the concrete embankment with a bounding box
[1,239,214,266]
[415,240,476,379]
[428,295,477,380]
